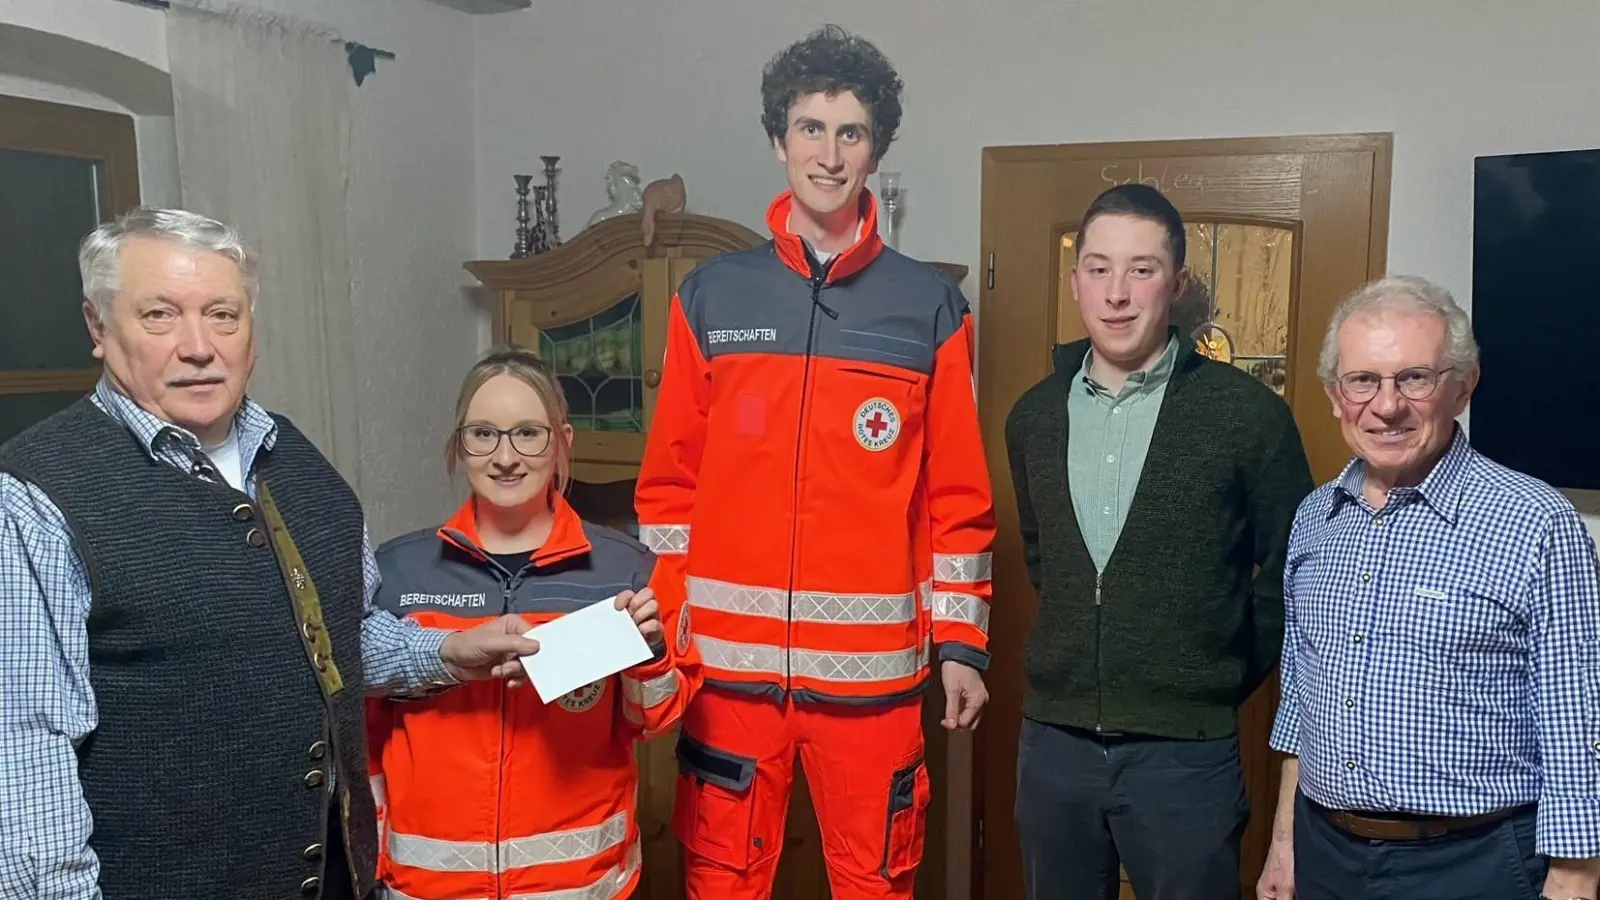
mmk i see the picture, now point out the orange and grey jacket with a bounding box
[366,494,701,900]
[634,188,996,705]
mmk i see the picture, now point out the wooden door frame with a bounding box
[983,132,1391,373]
[971,133,1392,900]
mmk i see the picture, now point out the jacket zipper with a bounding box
[494,568,520,896]
[784,262,836,692]
[1094,572,1104,733]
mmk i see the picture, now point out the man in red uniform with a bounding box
[634,24,995,900]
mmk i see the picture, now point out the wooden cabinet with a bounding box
[466,212,973,900]
[466,211,765,487]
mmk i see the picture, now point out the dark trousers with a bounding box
[1295,792,1546,899]
[321,799,356,900]
[1014,717,1248,900]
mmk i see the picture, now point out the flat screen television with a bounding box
[1470,147,1600,491]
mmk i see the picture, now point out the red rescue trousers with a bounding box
[672,687,931,900]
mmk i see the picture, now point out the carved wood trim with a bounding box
[465,212,765,293]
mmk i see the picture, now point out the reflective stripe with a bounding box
[696,635,924,683]
[621,669,679,708]
[695,635,785,676]
[932,591,990,633]
[794,591,916,624]
[934,552,992,583]
[639,524,690,555]
[384,839,641,900]
[371,774,387,807]
[688,576,917,624]
[388,812,627,873]
[793,645,923,682]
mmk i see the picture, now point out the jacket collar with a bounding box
[766,188,884,283]
[1053,327,1200,391]
[438,490,591,568]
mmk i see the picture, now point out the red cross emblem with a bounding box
[853,398,900,451]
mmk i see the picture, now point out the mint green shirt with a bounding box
[1066,336,1179,572]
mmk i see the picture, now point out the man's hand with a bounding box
[615,588,664,651]
[440,614,540,687]
[1544,857,1600,900]
[1256,837,1294,900]
[940,660,988,730]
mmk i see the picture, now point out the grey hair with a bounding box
[1316,274,1479,383]
[79,207,258,316]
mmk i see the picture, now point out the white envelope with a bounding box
[519,596,654,704]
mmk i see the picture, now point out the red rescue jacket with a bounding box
[635,189,996,704]
[366,494,701,899]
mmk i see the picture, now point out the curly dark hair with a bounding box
[760,25,904,162]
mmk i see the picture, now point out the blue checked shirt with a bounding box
[0,380,454,899]
[1269,426,1600,858]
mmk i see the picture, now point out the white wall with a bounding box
[475,0,1600,536]
[0,0,482,541]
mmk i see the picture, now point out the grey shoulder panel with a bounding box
[682,245,971,377]
[582,521,657,592]
[373,528,499,618]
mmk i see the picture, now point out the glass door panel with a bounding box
[1057,220,1297,398]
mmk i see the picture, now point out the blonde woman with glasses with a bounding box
[364,346,701,900]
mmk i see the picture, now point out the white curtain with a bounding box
[165,1,364,494]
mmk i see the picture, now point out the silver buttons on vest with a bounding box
[246,528,266,548]
[303,770,325,789]
[303,842,323,861]
[231,503,254,522]
[308,740,327,760]
[300,875,320,894]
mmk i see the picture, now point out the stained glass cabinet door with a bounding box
[466,212,765,488]
[500,258,679,485]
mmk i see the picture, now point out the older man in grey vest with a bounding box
[0,208,539,900]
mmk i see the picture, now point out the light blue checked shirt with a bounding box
[0,380,454,899]
[1269,425,1600,858]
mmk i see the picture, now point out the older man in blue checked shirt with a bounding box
[0,208,543,900]
[1255,275,1600,900]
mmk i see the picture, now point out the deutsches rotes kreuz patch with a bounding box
[676,605,693,656]
[557,680,605,712]
[853,397,901,452]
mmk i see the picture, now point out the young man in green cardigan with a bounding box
[1003,184,1315,900]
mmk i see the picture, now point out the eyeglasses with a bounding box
[456,424,553,458]
[1335,366,1455,403]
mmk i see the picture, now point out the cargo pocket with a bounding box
[673,732,764,871]
[879,751,931,879]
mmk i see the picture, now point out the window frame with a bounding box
[0,93,140,398]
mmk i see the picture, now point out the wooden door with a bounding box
[974,134,1392,900]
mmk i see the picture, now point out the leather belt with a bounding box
[1317,803,1533,841]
